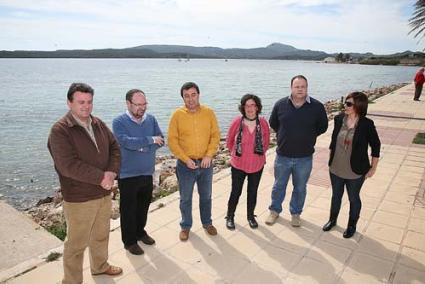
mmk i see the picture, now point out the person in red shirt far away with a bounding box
[414,67,425,101]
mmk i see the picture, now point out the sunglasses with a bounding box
[344,101,354,107]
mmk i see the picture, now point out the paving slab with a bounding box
[0,201,62,283]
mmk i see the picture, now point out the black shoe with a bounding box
[248,216,258,229]
[138,234,155,245]
[226,216,235,230]
[322,220,336,232]
[343,226,356,238]
[125,243,144,255]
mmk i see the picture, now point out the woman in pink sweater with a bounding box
[225,94,270,230]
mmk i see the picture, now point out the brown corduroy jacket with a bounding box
[48,111,121,202]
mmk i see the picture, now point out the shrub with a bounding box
[47,222,67,241]
[413,133,425,144]
[45,252,62,262]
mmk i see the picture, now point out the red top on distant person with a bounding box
[414,68,425,84]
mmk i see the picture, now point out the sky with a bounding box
[0,0,422,54]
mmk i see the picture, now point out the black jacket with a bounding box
[329,114,381,175]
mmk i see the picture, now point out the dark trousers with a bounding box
[329,172,365,223]
[118,175,153,246]
[227,166,263,219]
[414,83,423,100]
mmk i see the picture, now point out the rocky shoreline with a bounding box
[25,82,408,239]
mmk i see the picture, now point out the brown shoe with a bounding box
[125,243,144,255]
[93,265,123,276]
[204,225,217,236]
[138,234,156,245]
[179,229,190,241]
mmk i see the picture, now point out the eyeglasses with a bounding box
[130,102,147,108]
[344,101,354,107]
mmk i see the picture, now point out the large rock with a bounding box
[26,202,64,229]
[111,199,120,220]
[158,158,177,184]
[159,175,179,193]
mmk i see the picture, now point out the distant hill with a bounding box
[358,50,425,66]
[0,48,160,58]
[128,42,328,59]
[0,43,330,60]
[0,43,420,64]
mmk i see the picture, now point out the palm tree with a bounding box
[409,0,425,41]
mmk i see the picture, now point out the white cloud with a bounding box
[0,0,420,53]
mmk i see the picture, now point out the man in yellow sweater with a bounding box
[168,82,220,241]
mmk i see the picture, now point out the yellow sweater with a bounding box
[168,105,220,162]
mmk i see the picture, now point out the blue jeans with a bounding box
[329,172,365,222]
[269,154,313,215]
[176,159,213,230]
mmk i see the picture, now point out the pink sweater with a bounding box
[226,116,270,173]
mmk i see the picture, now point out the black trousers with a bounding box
[329,172,365,223]
[415,83,423,100]
[227,166,263,219]
[118,175,153,246]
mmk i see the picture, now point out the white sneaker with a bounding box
[265,211,279,225]
[291,214,301,227]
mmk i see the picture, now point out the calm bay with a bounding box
[0,58,418,209]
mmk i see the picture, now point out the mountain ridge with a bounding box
[0,43,419,60]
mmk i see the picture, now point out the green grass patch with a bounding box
[269,141,277,148]
[152,187,178,202]
[413,133,425,144]
[47,222,67,241]
[45,252,62,262]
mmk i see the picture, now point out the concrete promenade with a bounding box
[0,201,62,283]
[4,83,425,283]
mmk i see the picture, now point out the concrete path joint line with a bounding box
[368,113,425,121]
[385,145,417,283]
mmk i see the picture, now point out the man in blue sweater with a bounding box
[266,75,328,227]
[112,89,164,255]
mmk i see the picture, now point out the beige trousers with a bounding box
[62,195,111,284]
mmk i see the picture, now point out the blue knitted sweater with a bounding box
[112,113,163,178]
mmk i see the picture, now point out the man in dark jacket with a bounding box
[48,83,122,284]
[265,75,328,227]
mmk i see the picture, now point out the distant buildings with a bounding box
[323,55,355,64]
[323,57,336,63]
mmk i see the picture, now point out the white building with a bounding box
[323,57,336,63]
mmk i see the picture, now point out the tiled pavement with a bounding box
[7,84,425,283]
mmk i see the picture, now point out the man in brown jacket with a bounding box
[48,83,122,284]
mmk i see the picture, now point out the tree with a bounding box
[335,53,350,63]
[409,0,425,41]
[344,53,351,62]
[336,52,344,62]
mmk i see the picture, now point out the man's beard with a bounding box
[132,110,144,119]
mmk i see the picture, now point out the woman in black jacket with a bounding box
[322,92,380,238]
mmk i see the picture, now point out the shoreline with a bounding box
[23,82,408,239]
